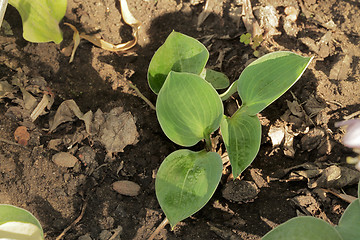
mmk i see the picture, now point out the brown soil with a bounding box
[1,0,360,239]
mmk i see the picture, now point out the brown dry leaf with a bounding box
[49,100,92,133]
[64,0,141,62]
[0,81,14,99]
[112,180,140,196]
[94,107,139,155]
[14,126,30,146]
[241,0,263,37]
[30,94,54,122]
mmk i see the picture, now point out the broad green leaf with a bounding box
[200,68,230,89]
[237,51,312,115]
[156,71,223,147]
[220,108,261,178]
[0,204,44,240]
[9,0,67,43]
[358,180,360,198]
[263,216,342,240]
[155,149,223,227]
[335,199,360,240]
[148,31,209,94]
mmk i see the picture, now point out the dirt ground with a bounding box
[1,0,360,239]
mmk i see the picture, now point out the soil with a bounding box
[1,0,360,239]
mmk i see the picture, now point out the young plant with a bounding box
[148,31,312,228]
[263,181,360,240]
[3,0,67,43]
[0,204,44,240]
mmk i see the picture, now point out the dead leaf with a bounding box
[329,55,352,80]
[0,81,14,99]
[309,165,360,189]
[300,127,326,152]
[241,0,263,37]
[49,99,89,133]
[30,94,53,122]
[64,0,141,62]
[52,152,78,168]
[20,87,37,110]
[112,180,140,196]
[14,126,30,146]
[268,121,285,147]
[95,107,139,155]
[197,0,218,28]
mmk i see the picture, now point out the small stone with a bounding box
[112,180,140,197]
[52,152,78,168]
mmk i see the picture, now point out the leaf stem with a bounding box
[219,80,238,101]
[204,134,212,152]
[126,81,156,110]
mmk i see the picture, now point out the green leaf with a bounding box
[156,71,223,147]
[9,0,67,43]
[200,68,230,89]
[155,149,223,227]
[220,108,261,178]
[237,51,312,115]
[0,204,44,240]
[148,31,209,94]
[335,199,360,240]
[263,216,342,240]
[240,33,251,45]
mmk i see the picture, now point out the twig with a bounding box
[126,81,156,110]
[0,137,31,151]
[147,217,169,240]
[343,110,360,120]
[55,198,88,240]
[108,226,123,240]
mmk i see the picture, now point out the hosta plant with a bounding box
[148,31,312,228]
[5,0,67,43]
[0,204,44,240]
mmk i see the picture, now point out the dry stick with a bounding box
[55,200,88,240]
[147,217,169,240]
[126,81,156,110]
[0,138,31,151]
[343,110,360,120]
[108,226,123,240]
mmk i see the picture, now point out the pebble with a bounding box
[52,152,79,168]
[112,180,140,197]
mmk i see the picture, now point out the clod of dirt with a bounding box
[95,107,139,156]
[222,180,259,203]
[52,152,79,168]
[112,180,141,197]
[77,146,98,174]
[300,128,325,152]
[14,126,30,146]
[78,233,92,240]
